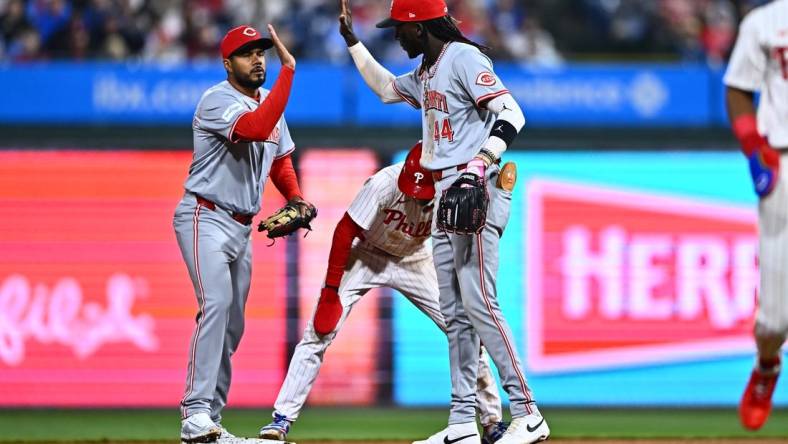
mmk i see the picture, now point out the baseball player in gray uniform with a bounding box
[174,24,315,443]
[724,0,788,431]
[258,142,508,444]
[339,1,549,443]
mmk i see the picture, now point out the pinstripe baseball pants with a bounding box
[272,244,502,424]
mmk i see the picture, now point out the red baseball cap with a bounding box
[220,25,273,59]
[376,0,449,28]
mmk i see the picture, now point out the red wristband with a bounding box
[732,114,768,157]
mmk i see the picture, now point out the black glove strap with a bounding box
[455,172,484,187]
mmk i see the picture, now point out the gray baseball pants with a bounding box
[173,192,253,423]
[433,164,538,424]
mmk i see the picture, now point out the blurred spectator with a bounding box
[1,0,30,45]
[505,17,563,66]
[26,0,71,44]
[47,11,91,59]
[0,0,758,64]
[8,25,40,60]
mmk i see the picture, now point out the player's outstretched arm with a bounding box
[339,0,359,47]
[268,24,295,69]
[338,0,401,103]
[231,25,295,142]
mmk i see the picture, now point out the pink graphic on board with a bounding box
[526,179,758,373]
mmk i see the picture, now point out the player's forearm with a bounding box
[269,154,303,201]
[325,212,363,288]
[477,94,525,164]
[232,66,295,142]
[726,87,766,156]
[347,42,401,103]
[726,87,757,121]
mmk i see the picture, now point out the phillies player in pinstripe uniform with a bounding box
[724,0,788,431]
[340,0,548,443]
[173,24,315,443]
[259,143,507,444]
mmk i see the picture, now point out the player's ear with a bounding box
[223,58,232,74]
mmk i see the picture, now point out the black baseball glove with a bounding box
[258,198,317,239]
[436,172,488,234]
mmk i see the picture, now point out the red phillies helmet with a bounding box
[376,0,449,28]
[398,141,435,200]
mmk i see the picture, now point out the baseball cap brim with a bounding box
[227,38,274,58]
[376,17,402,28]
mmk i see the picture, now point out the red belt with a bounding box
[195,195,254,226]
[431,162,468,181]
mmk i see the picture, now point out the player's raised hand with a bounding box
[338,0,359,46]
[267,24,295,69]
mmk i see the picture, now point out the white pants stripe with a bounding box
[757,152,788,342]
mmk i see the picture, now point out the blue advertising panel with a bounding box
[503,64,712,126]
[393,151,786,406]
[711,66,730,127]
[0,62,345,124]
[2,62,720,127]
[355,63,714,127]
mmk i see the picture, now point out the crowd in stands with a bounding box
[0,0,773,65]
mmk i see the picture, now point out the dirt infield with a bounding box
[305,441,788,444]
[23,437,787,444]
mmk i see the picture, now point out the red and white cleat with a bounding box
[739,359,781,431]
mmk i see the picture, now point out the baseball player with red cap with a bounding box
[174,23,315,443]
[259,142,508,444]
[724,0,788,432]
[339,1,549,443]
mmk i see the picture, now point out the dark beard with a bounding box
[236,71,265,89]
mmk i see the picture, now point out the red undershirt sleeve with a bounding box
[269,154,302,201]
[325,212,363,288]
[232,66,295,142]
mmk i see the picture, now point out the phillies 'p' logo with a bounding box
[414,172,424,183]
[243,27,257,36]
[476,72,496,86]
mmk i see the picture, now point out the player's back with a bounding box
[349,163,433,259]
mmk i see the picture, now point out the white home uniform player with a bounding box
[258,143,506,443]
[724,0,788,432]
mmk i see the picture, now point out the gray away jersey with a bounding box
[346,163,433,258]
[393,42,510,170]
[184,80,295,215]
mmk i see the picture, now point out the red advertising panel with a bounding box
[526,179,758,372]
[0,151,287,406]
[298,150,382,405]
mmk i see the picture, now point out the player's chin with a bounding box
[404,46,422,59]
[242,73,265,88]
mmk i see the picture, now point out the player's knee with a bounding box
[202,296,233,316]
[227,321,245,338]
